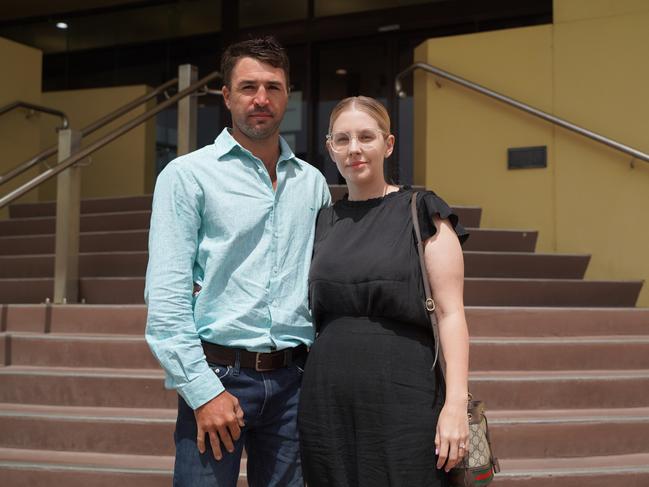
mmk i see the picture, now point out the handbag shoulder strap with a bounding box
[410,192,444,375]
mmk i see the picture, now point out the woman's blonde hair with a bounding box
[328,96,391,134]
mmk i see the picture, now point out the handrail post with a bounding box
[177,64,198,156]
[53,129,82,304]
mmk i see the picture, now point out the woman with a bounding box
[298,96,470,487]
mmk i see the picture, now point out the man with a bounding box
[145,37,331,487]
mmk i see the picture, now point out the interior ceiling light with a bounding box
[335,68,347,76]
[56,22,69,30]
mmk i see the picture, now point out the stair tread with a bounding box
[1,276,642,283]
[0,447,173,472]
[7,332,147,342]
[0,251,148,258]
[489,406,649,423]
[0,365,164,378]
[465,277,644,283]
[499,453,649,476]
[2,402,648,424]
[6,304,649,312]
[2,210,151,223]
[471,335,649,344]
[464,251,589,257]
[8,332,649,344]
[465,227,537,233]
[467,305,649,311]
[471,369,649,380]
[0,403,175,421]
[0,228,148,240]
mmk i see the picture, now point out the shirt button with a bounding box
[274,232,279,238]
[258,167,263,173]
[273,267,278,274]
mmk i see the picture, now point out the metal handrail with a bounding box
[0,77,178,187]
[395,62,649,164]
[0,71,220,209]
[0,101,69,129]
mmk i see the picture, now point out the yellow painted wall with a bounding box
[413,26,557,251]
[414,0,649,305]
[0,37,42,218]
[38,86,156,200]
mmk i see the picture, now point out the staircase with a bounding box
[0,190,647,486]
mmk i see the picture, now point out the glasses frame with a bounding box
[325,128,388,153]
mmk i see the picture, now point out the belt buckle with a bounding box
[255,352,275,372]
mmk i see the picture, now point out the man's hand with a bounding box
[194,391,246,460]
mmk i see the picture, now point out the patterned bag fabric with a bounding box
[447,397,500,487]
[410,193,500,487]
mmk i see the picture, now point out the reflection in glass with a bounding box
[239,0,307,28]
[316,0,436,17]
[0,0,221,54]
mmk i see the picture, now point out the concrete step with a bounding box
[0,404,175,456]
[0,447,173,487]
[0,446,249,487]
[0,230,149,255]
[470,369,649,409]
[6,332,649,371]
[8,195,154,218]
[1,277,641,305]
[464,278,642,307]
[0,211,151,236]
[0,277,146,304]
[2,449,648,487]
[6,333,159,369]
[2,365,648,411]
[489,407,649,458]
[4,304,647,336]
[495,453,649,486]
[0,252,148,278]
[465,307,649,337]
[463,228,537,252]
[6,190,481,226]
[2,404,647,459]
[463,252,589,279]
[470,336,649,370]
[0,227,528,256]
[0,251,590,279]
[0,366,175,408]
[1,304,147,334]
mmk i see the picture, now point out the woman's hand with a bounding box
[435,400,469,472]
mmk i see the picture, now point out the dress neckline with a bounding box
[338,186,409,208]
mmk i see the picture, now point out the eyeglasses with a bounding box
[326,129,387,153]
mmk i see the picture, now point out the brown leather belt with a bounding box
[201,341,308,372]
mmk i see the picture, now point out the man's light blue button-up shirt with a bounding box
[145,128,331,409]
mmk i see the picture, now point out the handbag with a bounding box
[410,192,500,487]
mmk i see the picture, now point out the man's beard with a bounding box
[234,110,282,140]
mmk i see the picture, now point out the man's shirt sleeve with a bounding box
[144,162,224,409]
[320,174,332,209]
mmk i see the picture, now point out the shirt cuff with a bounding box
[177,368,225,409]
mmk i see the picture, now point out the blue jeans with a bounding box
[173,356,305,487]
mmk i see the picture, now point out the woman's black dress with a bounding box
[298,187,468,487]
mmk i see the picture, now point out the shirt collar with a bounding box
[213,128,302,168]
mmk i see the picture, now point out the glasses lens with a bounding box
[358,129,379,144]
[329,129,383,151]
[331,132,350,151]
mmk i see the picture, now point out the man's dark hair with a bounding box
[220,36,290,90]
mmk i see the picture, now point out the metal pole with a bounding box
[0,70,221,209]
[177,64,198,156]
[53,129,82,304]
[395,62,649,164]
[0,78,177,187]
